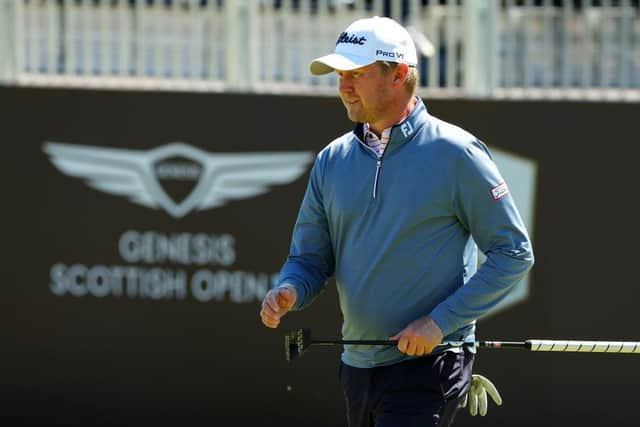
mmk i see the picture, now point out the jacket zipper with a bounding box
[373,159,381,199]
[356,136,384,200]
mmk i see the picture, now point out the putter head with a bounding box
[284,328,311,362]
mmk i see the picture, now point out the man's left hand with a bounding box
[390,315,444,356]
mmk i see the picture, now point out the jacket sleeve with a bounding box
[429,140,535,336]
[277,155,335,310]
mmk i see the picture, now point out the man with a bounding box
[260,16,534,427]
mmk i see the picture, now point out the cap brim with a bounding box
[309,53,375,76]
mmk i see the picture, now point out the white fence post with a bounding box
[225,0,251,91]
[463,0,498,97]
[4,0,23,83]
[0,0,13,83]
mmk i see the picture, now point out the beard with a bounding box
[342,99,376,124]
[345,105,365,123]
[340,89,393,125]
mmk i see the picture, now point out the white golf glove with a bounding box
[460,374,503,416]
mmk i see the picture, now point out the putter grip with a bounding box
[329,340,395,345]
[528,340,640,353]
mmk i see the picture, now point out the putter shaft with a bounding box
[312,339,396,346]
[312,339,499,349]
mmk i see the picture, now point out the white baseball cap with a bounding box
[309,16,418,76]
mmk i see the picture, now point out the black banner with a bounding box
[1,87,638,427]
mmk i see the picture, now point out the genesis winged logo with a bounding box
[43,142,314,218]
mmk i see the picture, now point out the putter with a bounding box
[285,328,400,361]
[284,328,640,362]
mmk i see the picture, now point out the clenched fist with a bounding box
[390,315,444,356]
[260,284,297,328]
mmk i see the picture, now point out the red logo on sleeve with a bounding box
[490,182,509,200]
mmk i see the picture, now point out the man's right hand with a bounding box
[260,285,297,328]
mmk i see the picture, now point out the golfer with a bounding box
[260,16,534,427]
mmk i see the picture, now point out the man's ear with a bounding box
[393,63,410,85]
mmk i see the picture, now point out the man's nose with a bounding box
[339,75,353,93]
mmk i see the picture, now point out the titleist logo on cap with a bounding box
[336,32,367,45]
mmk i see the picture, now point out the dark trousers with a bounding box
[339,350,474,427]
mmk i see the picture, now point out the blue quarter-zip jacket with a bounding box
[278,98,534,368]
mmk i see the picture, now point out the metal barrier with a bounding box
[0,0,638,100]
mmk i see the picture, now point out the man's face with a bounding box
[337,63,396,124]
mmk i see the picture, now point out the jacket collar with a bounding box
[353,96,428,152]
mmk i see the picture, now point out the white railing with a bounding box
[0,0,638,101]
[496,0,640,101]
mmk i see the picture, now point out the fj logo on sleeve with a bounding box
[490,182,509,200]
